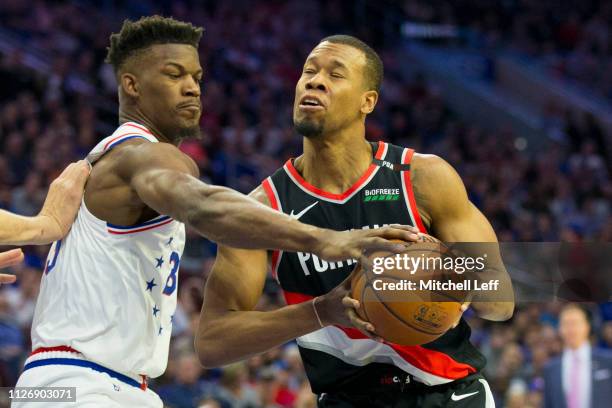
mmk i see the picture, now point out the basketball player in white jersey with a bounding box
[13,16,418,408]
[0,160,89,281]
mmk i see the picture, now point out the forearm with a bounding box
[0,210,58,245]
[139,171,323,252]
[189,186,323,251]
[196,301,320,368]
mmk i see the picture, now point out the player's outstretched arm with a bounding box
[0,160,90,246]
[412,154,515,321]
[195,187,387,367]
[120,142,418,259]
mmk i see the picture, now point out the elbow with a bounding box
[502,302,515,321]
[194,325,226,369]
[195,339,225,369]
[473,301,514,322]
[492,301,515,321]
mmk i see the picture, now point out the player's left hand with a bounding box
[37,160,91,243]
[316,266,384,342]
[314,224,421,271]
[0,249,23,283]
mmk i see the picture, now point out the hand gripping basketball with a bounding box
[350,234,470,345]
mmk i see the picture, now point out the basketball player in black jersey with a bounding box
[197,35,514,407]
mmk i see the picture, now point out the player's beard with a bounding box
[294,117,325,138]
[176,125,202,141]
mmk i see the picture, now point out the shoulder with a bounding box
[110,140,199,179]
[409,153,468,218]
[411,153,462,187]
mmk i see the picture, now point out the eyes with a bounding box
[302,67,345,79]
[166,72,203,83]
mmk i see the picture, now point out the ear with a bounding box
[120,72,139,99]
[360,90,378,115]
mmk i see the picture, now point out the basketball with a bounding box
[351,235,468,346]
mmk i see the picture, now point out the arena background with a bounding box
[0,1,610,407]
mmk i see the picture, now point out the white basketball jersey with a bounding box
[30,122,186,379]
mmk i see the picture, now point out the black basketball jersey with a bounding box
[261,141,486,394]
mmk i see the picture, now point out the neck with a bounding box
[295,122,373,194]
[119,109,175,145]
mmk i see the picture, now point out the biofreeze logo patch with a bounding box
[364,188,400,202]
[296,224,389,276]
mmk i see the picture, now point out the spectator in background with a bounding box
[215,362,261,408]
[543,303,612,408]
[0,1,610,406]
[157,352,212,408]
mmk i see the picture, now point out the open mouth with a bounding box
[299,96,325,111]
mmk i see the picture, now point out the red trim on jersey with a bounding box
[284,141,385,201]
[139,375,148,390]
[103,132,146,150]
[29,345,150,389]
[402,149,427,233]
[261,178,280,211]
[123,122,153,135]
[107,218,173,234]
[337,326,476,380]
[262,178,282,279]
[283,290,314,305]
[30,345,80,356]
[283,289,476,380]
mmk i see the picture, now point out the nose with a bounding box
[305,73,327,92]
[183,76,201,98]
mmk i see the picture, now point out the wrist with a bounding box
[312,297,325,328]
[31,214,62,244]
[297,224,326,254]
[313,294,333,326]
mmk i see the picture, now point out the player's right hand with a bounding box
[313,224,420,271]
[37,160,91,243]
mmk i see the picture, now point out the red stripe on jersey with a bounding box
[103,133,145,150]
[261,178,280,211]
[108,218,173,234]
[283,290,314,305]
[284,141,385,201]
[30,345,80,356]
[283,289,476,380]
[336,326,476,380]
[374,140,385,160]
[402,149,427,233]
[123,123,153,135]
[262,178,281,278]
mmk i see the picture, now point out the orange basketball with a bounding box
[350,235,467,346]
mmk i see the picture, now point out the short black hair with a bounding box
[105,15,203,74]
[319,35,383,92]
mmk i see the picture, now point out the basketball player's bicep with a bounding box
[203,246,269,312]
[417,155,497,242]
[434,203,498,243]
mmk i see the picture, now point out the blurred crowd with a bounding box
[0,1,610,407]
[402,0,612,102]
